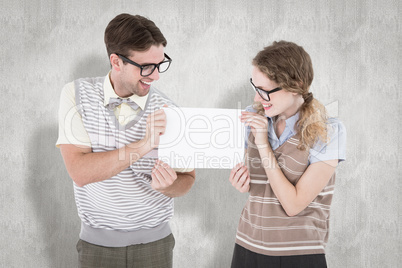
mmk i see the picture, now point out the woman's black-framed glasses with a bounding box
[250,78,282,102]
[116,53,172,77]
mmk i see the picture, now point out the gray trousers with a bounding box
[76,233,175,268]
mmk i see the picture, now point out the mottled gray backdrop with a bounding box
[1,0,400,267]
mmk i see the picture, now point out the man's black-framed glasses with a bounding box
[116,53,172,77]
[250,78,282,102]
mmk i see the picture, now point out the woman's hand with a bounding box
[229,162,250,193]
[240,111,269,147]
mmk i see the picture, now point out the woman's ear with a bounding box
[297,80,304,89]
[292,81,304,95]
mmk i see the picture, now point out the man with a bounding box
[56,13,195,267]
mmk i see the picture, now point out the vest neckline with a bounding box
[105,87,154,130]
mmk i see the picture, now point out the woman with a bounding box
[229,41,346,268]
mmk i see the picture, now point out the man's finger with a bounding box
[158,160,176,179]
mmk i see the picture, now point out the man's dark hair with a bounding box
[104,13,167,57]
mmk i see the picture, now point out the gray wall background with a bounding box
[1,0,400,267]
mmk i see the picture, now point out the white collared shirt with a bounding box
[103,72,148,125]
[56,73,148,147]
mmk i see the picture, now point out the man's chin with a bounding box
[135,90,149,97]
[132,86,150,97]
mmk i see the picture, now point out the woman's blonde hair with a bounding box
[252,41,328,150]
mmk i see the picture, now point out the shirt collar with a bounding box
[285,112,299,136]
[267,112,300,140]
[103,72,148,110]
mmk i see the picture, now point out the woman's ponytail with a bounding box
[296,95,328,150]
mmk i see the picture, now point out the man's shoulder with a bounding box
[149,86,176,107]
[60,81,75,100]
[73,76,107,98]
[74,76,106,86]
[61,77,102,102]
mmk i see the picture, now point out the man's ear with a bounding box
[110,54,121,71]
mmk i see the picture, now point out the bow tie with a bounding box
[107,97,140,111]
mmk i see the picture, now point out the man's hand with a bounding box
[229,162,250,193]
[143,109,167,150]
[151,160,178,193]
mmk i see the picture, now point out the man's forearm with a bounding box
[159,171,196,198]
[61,141,151,187]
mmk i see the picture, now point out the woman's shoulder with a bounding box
[326,117,346,133]
[309,117,347,164]
[325,118,346,143]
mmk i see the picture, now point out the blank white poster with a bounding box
[158,107,245,169]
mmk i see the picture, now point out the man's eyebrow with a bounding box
[137,57,166,66]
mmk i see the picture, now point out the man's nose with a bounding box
[148,68,160,81]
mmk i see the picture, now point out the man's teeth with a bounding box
[141,80,152,85]
[263,104,272,108]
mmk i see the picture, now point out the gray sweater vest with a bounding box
[74,76,175,246]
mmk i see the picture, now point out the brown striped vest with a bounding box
[235,133,336,256]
